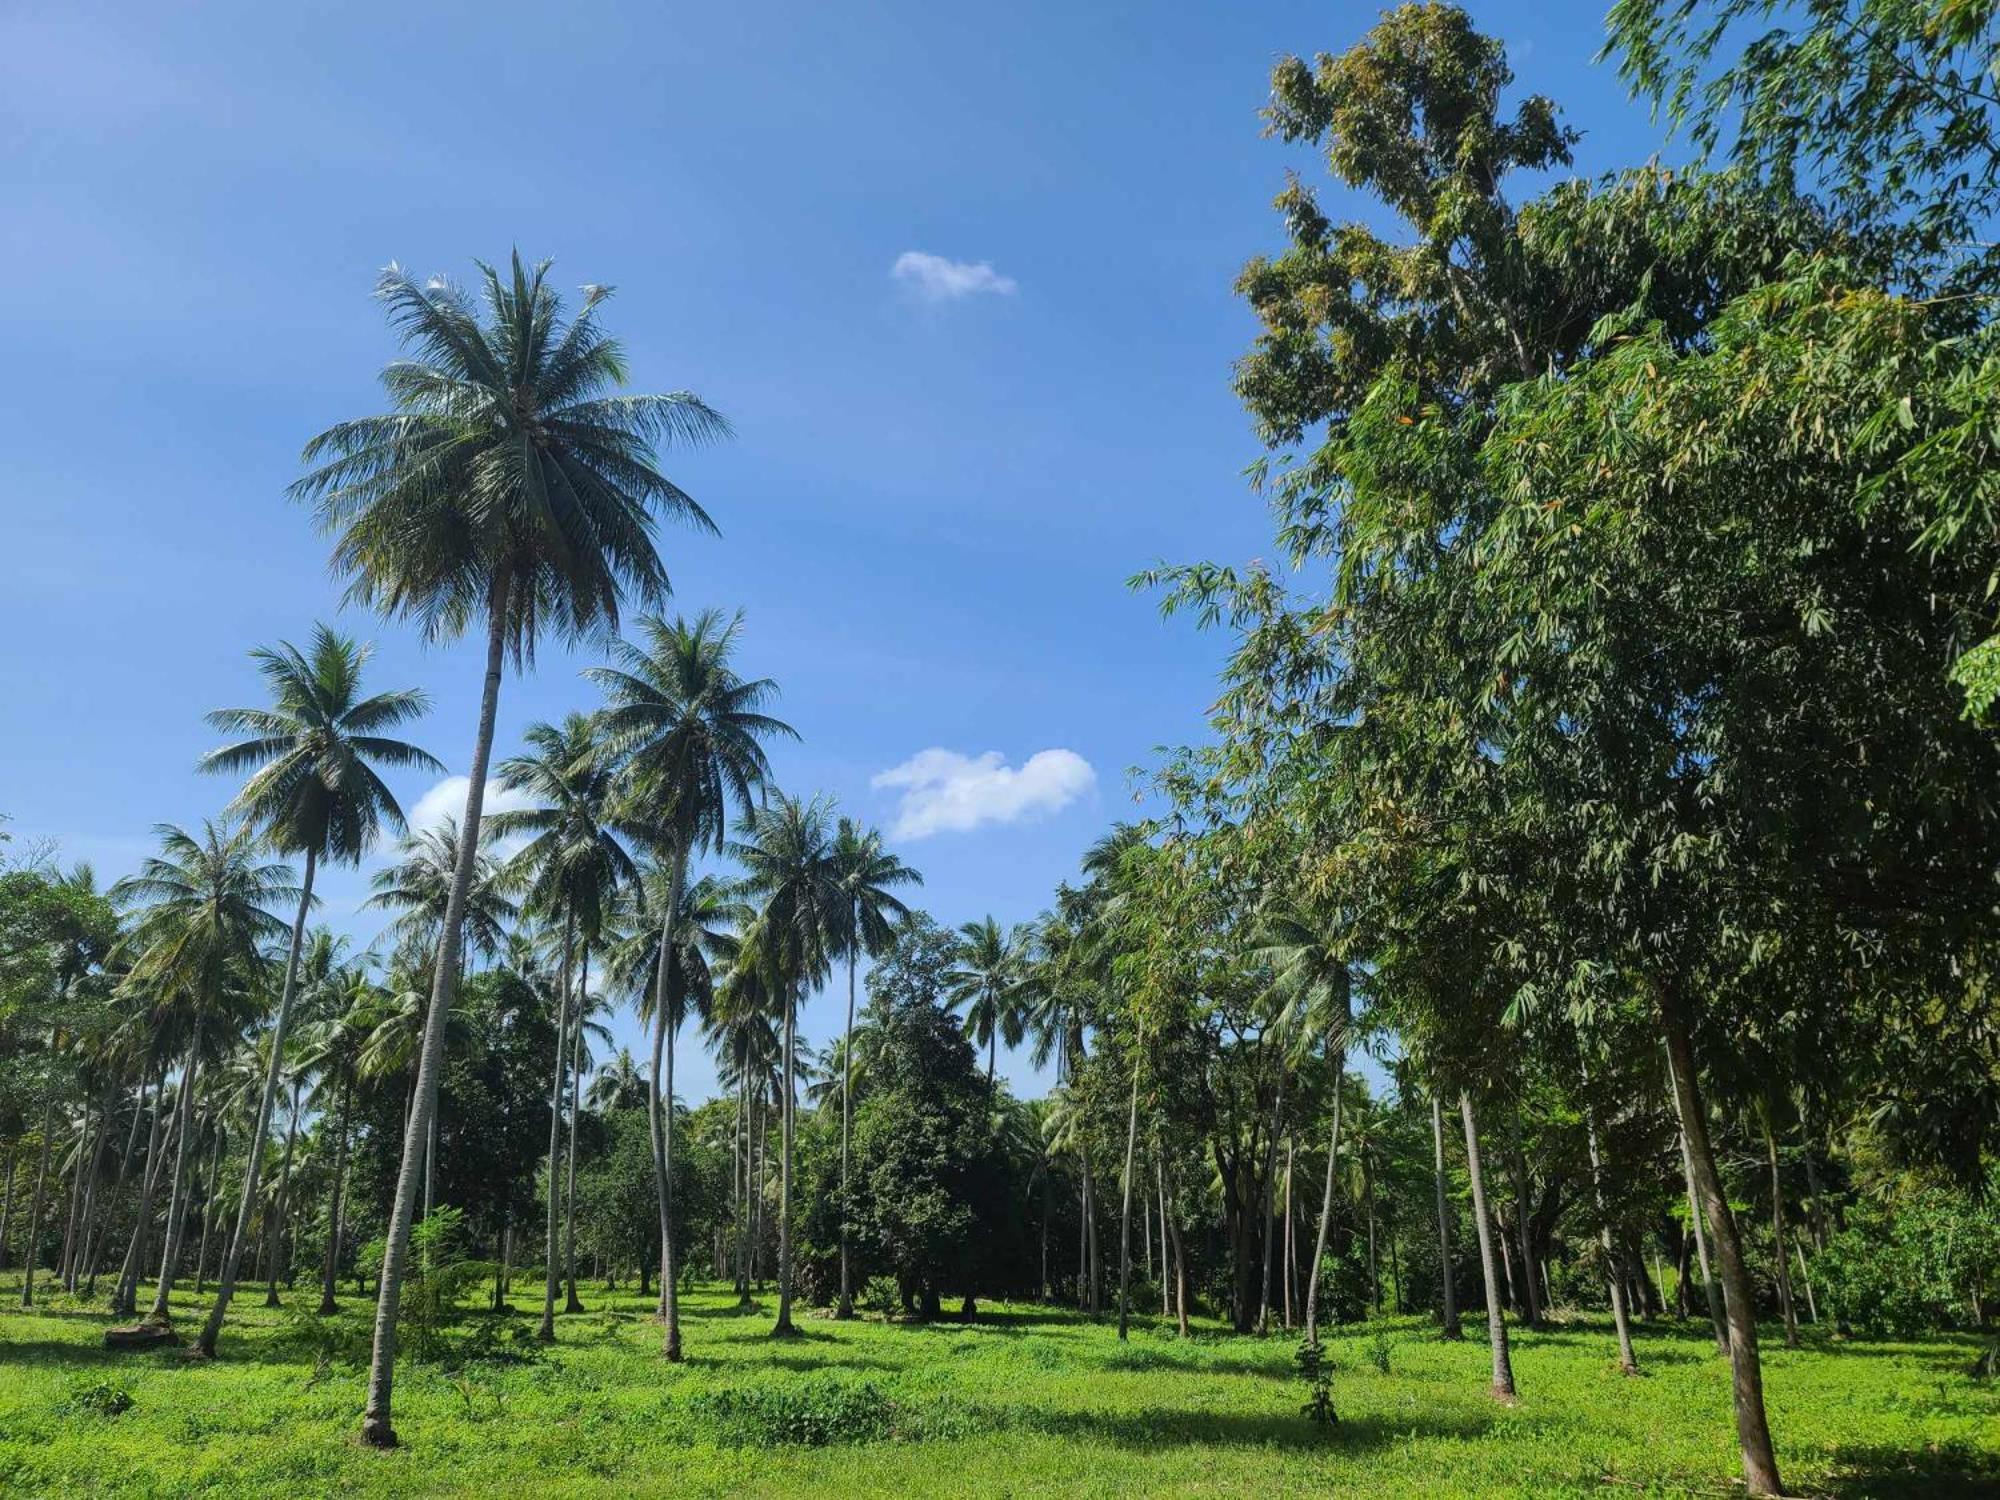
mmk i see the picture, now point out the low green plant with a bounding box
[1295,1335,1336,1427]
[61,1378,134,1419]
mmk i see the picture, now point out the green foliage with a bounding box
[58,1379,133,1420]
[1295,1334,1337,1426]
[1815,1170,2000,1336]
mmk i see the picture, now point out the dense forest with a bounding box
[5,4,2000,1496]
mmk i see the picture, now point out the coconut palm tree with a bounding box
[947,916,1028,1089]
[587,610,791,1357]
[706,941,779,1303]
[490,713,639,1339]
[729,797,840,1336]
[293,252,727,1447]
[1251,899,1356,1347]
[366,818,517,971]
[585,1048,649,1112]
[826,819,920,1317]
[111,822,295,1327]
[193,626,438,1358]
[297,968,385,1314]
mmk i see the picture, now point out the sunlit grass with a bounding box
[0,1276,1992,1496]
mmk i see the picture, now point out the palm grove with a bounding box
[4,4,2000,1493]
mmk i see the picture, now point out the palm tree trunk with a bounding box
[1164,1160,1190,1337]
[59,1093,97,1290]
[197,847,316,1354]
[1662,1001,1782,1497]
[733,1071,751,1304]
[1432,1092,1462,1338]
[114,1059,169,1315]
[1303,1041,1346,1345]
[1458,1093,1517,1401]
[563,945,589,1315]
[363,573,509,1450]
[1115,1038,1142,1341]
[319,1070,352,1314]
[75,1071,128,1294]
[837,921,857,1319]
[194,1121,226,1295]
[539,909,577,1341]
[1583,1088,1641,1375]
[264,1077,302,1307]
[1256,1061,1285,1336]
[1157,1153,1172,1319]
[645,850,686,1355]
[772,986,799,1336]
[1083,1143,1101,1316]
[148,1019,206,1323]
[1282,1141,1295,1328]
[19,1064,57,1307]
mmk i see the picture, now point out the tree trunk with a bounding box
[1082,1142,1101,1317]
[264,1078,302,1307]
[59,1091,99,1289]
[0,1145,16,1273]
[772,985,798,1336]
[1116,1039,1142,1340]
[148,1020,206,1323]
[1256,1061,1285,1336]
[1282,1139,1295,1328]
[1459,1093,1517,1401]
[1763,1114,1799,1350]
[1164,1159,1190,1337]
[1432,1093,1462,1338]
[114,1058,170,1315]
[562,945,589,1315]
[362,573,509,1450]
[1508,1111,1541,1329]
[319,1070,352,1315]
[1666,1047,1729,1357]
[1583,1089,1641,1375]
[19,1034,60,1307]
[1661,1001,1782,1497]
[837,917,858,1319]
[1157,1152,1171,1318]
[197,849,316,1354]
[194,1121,226,1295]
[539,909,577,1341]
[653,856,684,1358]
[1304,1042,1347,1345]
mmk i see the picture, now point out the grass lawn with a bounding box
[0,1277,1993,1497]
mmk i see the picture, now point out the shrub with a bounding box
[684,1373,899,1446]
[61,1378,134,1419]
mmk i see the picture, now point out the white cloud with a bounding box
[406,776,536,855]
[871,748,1094,839]
[891,250,1017,303]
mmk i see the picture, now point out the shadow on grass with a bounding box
[1014,1402,1494,1454]
[1823,1440,2000,1499]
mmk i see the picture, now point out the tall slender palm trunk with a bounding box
[1256,1062,1286,1335]
[1303,1043,1347,1345]
[59,1093,99,1289]
[1115,1039,1142,1340]
[114,1061,170,1314]
[1164,1159,1191,1337]
[264,1078,302,1306]
[202,858,312,1353]
[1458,1093,1517,1401]
[319,1070,352,1314]
[0,1146,16,1273]
[1668,1052,1729,1356]
[363,578,509,1450]
[194,1122,226,1294]
[1582,1088,1641,1375]
[836,922,858,1319]
[539,911,578,1341]
[1157,1152,1172,1319]
[148,1020,207,1323]
[646,852,687,1356]
[772,987,799,1336]
[1432,1092,1462,1338]
[563,945,589,1315]
[1662,1002,1782,1497]
[19,1028,62,1307]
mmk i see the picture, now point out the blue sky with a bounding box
[0,0,1674,1102]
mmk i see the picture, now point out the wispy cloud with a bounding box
[891,250,1018,303]
[871,748,1093,839]
[406,776,536,858]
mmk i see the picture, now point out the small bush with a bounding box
[1366,1329,1394,1375]
[61,1378,134,1419]
[683,1374,898,1446]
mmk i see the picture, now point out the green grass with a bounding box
[0,1276,1993,1497]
